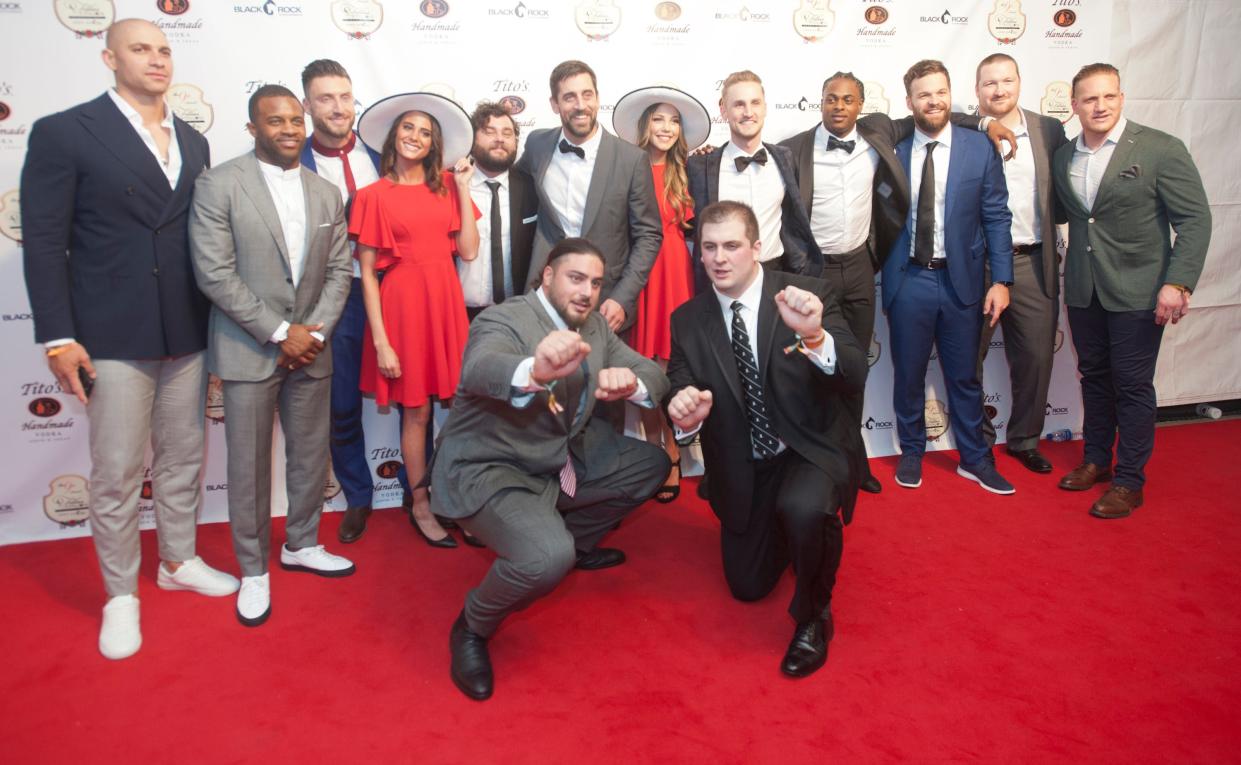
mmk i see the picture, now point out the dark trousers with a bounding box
[978,252,1060,452]
[1066,292,1164,489]
[459,428,669,637]
[821,242,877,478]
[888,265,989,465]
[329,278,410,508]
[721,449,843,624]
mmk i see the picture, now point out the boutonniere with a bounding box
[1118,164,1142,179]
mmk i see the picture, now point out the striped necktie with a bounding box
[730,301,779,459]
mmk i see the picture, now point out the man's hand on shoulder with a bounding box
[984,118,1018,160]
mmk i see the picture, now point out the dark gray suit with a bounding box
[431,292,670,637]
[977,109,1069,452]
[516,128,663,331]
[190,152,352,575]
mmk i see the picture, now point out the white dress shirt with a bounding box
[810,123,879,254]
[1001,113,1040,246]
[719,141,787,262]
[676,269,837,447]
[459,170,513,307]
[311,136,379,279]
[908,122,952,261]
[543,128,603,237]
[257,158,313,344]
[107,88,182,187]
[1070,116,1128,211]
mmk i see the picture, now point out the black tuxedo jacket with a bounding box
[780,113,985,271]
[686,141,823,291]
[21,93,212,358]
[667,271,867,531]
[505,166,539,296]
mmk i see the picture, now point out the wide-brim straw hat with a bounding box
[611,85,712,150]
[357,92,473,167]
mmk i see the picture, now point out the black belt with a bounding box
[1013,242,1042,255]
[908,258,948,270]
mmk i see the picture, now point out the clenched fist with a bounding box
[594,367,639,401]
[532,330,591,385]
[774,285,824,340]
[667,386,714,431]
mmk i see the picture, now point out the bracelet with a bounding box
[1166,283,1192,296]
[46,345,73,358]
[802,331,827,350]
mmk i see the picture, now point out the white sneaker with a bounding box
[99,594,141,660]
[279,544,356,577]
[236,574,271,627]
[157,556,240,597]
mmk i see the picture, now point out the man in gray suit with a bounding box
[516,60,662,333]
[433,238,671,700]
[190,85,355,627]
[974,53,1069,475]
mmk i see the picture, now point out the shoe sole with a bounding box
[451,672,494,701]
[1089,498,1142,520]
[894,476,922,488]
[956,466,1016,495]
[780,655,828,678]
[237,604,271,627]
[279,561,357,578]
[156,577,239,597]
[337,529,365,544]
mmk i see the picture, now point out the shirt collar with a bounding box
[914,120,952,151]
[472,168,509,191]
[815,122,860,144]
[722,139,766,161]
[107,88,174,130]
[557,126,604,161]
[1075,116,1128,153]
[713,265,765,317]
[257,156,303,182]
[535,287,569,331]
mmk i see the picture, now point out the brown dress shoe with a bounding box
[337,506,371,544]
[1090,486,1144,519]
[1058,462,1113,491]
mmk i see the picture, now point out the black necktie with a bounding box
[730,301,779,460]
[558,139,585,160]
[485,180,505,305]
[733,148,769,173]
[913,141,939,266]
[827,135,856,154]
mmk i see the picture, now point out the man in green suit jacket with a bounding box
[1051,63,1211,519]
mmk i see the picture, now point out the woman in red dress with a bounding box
[613,87,711,502]
[352,94,479,547]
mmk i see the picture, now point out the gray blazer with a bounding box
[430,292,669,519]
[189,152,352,382]
[516,128,663,329]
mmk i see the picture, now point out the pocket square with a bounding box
[877,181,894,199]
[522,214,538,224]
[318,222,332,227]
[1118,164,1142,179]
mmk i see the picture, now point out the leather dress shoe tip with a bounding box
[1007,448,1053,474]
[574,547,626,571]
[410,510,458,548]
[860,474,883,494]
[1058,462,1113,491]
[337,506,371,544]
[450,613,493,701]
[781,616,833,678]
[434,514,460,530]
[1090,485,1144,519]
[462,532,486,548]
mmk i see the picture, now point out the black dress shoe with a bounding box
[1007,447,1053,474]
[411,512,458,548]
[780,615,833,678]
[449,612,493,701]
[434,514,460,530]
[462,531,486,548]
[574,547,626,570]
[337,505,371,544]
[860,474,883,494]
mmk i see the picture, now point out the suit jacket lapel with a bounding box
[1024,109,1052,215]
[757,272,780,382]
[702,294,744,410]
[580,130,616,235]
[239,153,292,271]
[1091,122,1142,214]
[157,119,199,225]
[526,294,573,434]
[533,130,555,186]
[80,94,173,207]
[943,132,966,227]
[795,128,814,214]
[292,169,320,309]
[508,173,530,292]
[706,144,723,203]
[1053,145,1088,218]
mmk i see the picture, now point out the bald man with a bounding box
[22,18,237,661]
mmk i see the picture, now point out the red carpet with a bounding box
[3,420,1240,763]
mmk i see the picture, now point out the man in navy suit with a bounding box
[877,60,1015,494]
[687,70,822,290]
[21,19,238,660]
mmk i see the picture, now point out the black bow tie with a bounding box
[734,148,768,172]
[558,139,586,160]
[827,136,856,154]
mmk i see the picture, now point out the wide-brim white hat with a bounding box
[357,92,473,167]
[611,86,712,150]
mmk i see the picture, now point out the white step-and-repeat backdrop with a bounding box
[0,0,1117,545]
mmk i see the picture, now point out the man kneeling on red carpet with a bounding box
[430,238,671,700]
[667,201,867,678]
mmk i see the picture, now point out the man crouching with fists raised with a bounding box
[666,201,868,678]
